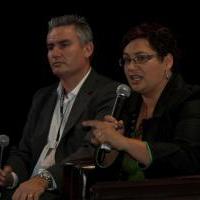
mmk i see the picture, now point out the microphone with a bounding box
[100,84,131,152]
[0,134,9,169]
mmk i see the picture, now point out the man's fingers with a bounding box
[12,190,21,200]
[0,169,6,177]
[3,165,12,173]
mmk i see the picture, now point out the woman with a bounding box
[82,23,200,180]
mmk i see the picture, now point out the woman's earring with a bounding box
[165,70,169,80]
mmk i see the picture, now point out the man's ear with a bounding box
[83,42,94,58]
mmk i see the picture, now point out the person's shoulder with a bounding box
[170,73,200,99]
[33,82,58,99]
[178,87,200,117]
[182,80,200,101]
[184,84,200,111]
[187,84,200,96]
[176,79,200,116]
[90,70,120,88]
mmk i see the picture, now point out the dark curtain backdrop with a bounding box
[0,2,199,150]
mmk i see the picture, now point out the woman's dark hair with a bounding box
[121,23,180,71]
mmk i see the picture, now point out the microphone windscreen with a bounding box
[0,134,10,147]
[111,84,131,119]
[116,84,131,97]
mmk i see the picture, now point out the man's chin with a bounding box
[51,70,63,77]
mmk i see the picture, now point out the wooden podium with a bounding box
[63,163,200,200]
[90,175,200,200]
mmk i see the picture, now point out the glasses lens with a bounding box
[119,54,156,66]
[135,54,155,64]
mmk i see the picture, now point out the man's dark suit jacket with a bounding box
[6,69,119,195]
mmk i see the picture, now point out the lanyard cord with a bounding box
[56,90,67,142]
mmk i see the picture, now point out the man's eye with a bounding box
[60,42,71,48]
[61,43,68,47]
[47,45,53,51]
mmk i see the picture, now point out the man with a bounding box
[0,15,119,200]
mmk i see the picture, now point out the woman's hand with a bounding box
[82,115,127,150]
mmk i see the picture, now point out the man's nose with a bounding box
[51,46,62,57]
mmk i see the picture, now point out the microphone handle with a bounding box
[0,146,4,169]
[99,95,124,152]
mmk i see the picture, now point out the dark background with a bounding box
[0,2,199,147]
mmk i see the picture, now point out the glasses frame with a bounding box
[119,53,157,67]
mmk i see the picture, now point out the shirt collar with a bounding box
[57,68,91,99]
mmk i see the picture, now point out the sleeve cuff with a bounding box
[139,141,153,169]
[145,141,153,165]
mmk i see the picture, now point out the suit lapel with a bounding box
[61,70,97,138]
[32,87,58,160]
[40,91,57,138]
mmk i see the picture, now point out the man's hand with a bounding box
[0,165,13,187]
[12,176,48,200]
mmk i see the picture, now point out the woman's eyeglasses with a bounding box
[119,53,157,67]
